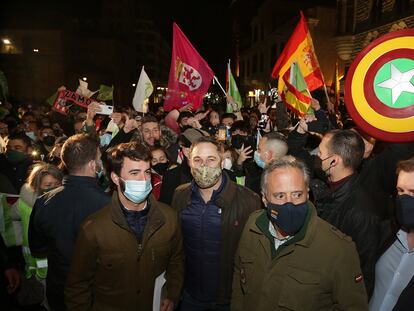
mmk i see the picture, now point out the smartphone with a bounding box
[97,104,114,115]
[218,126,226,141]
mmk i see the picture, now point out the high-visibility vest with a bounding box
[18,199,47,279]
[0,193,17,247]
[236,176,246,186]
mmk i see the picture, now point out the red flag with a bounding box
[164,23,214,111]
[271,11,324,93]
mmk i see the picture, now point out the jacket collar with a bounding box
[184,171,236,209]
[110,191,165,239]
[250,202,318,248]
[62,175,99,187]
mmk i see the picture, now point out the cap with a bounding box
[179,128,209,148]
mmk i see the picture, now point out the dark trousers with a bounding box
[179,291,230,311]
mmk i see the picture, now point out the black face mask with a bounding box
[43,136,56,147]
[153,162,169,175]
[396,195,414,229]
[266,201,308,236]
[154,140,161,148]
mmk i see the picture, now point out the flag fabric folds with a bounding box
[133,66,154,113]
[97,84,114,101]
[271,11,324,93]
[164,23,214,111]
[281,62,312,116]
[226,61,242,112]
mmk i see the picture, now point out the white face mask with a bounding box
[121,178,152,204]
[223,158,233,171]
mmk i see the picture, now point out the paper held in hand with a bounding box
[153,271,166,311]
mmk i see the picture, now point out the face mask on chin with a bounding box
[192,166,222,189]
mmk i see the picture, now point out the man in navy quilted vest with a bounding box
[171,136,261,311]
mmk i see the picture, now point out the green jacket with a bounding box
[65,192,184,311]
[172,176,262,304]
[231,203,368,311]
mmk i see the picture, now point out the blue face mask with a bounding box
[121,178,152,204]
[254,150,265,168]
[266,201,308,235]
[26,131,37,141]
[100,133,112,147]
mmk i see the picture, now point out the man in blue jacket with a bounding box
[171,137,262,311]
[29,134,110,310]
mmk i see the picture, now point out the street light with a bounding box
[2,39,11,45]
[82,77,87,81]
[132,83,136,87]
[33,49,39,52]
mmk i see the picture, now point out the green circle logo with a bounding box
[374,58,414,108]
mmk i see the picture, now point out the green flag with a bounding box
[226,62,242,113]
[0,71,9,100]
[97,84,114,101]
[46,91,58,106]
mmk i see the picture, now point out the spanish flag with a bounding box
[281,62,312,117]
[271,11,324,93]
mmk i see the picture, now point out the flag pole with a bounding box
[214,76,227,96]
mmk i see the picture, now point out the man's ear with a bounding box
[111,172,120,186]
[88,159,96,173]
[261,192,268,206]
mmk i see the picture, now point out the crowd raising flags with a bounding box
[272,11,324,115]
[164,23,214,112]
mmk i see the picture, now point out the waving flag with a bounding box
[164,23,214,111]
[226,61,242,112]
[97,84,114,101]
[133,66,153,112]
[271,11,324,93]
[281,62,312,116]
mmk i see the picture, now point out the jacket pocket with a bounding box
[150,243,170,273]
[239,255,254,295]
[96,253,125,291]
[278,266,321,311]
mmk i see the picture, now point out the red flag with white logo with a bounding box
[164,23,214,111]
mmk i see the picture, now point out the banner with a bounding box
[52,90,98,115]
[164,23,214,111]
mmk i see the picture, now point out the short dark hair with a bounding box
[231,120,250,135]
[325,129,364,171]
[221,113,236,121]
[141,114,159,126]
[178,111,194,123]
[8,131,32,147]
[107,141,152,176]
[397,157,414,175]
[61,134,99,174]
[189,136,221,158]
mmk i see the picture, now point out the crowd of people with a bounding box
[0,89,413,311]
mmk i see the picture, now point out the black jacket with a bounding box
[29,175,110,310]
[316,174,381,297]
[0,154,33,193]
[358,142,414,220]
